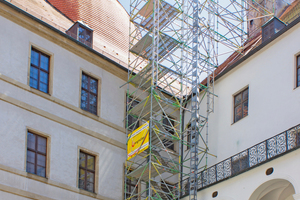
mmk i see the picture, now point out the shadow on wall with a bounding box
[249,179,295,200]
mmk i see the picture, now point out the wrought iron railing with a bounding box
[179,123,300,197]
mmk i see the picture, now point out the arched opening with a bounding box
[249,179,295,200]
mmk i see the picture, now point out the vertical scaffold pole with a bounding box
[190,0,200,199]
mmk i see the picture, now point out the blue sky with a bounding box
[118,0,130,13]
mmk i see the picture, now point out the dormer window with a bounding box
[262,17,285,42]
[67,21,93,47]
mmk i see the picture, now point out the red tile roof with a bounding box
[280,0,300,23]
[47,0,129,54]
[8,0,130,67]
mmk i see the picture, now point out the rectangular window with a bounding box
[127,97,140,131]
[81,73,98,115]
[297,55,300,87]
[162,115,175,151]
[66,22,93,47]
[78,26,92,47]
[26,132,47,177]
[79,151,95,193]
[30,48,50,93]
[234,88,249,123]
[125,174,138,199]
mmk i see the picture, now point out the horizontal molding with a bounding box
[0,0,128,81]
[0,73,126,134]
[0,92,126,150]
[0,164,113,200]
[0,183,55,200]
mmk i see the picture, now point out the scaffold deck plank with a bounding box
[130,32,179,60]
[137,0,180,30]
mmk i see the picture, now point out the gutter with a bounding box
[0,0,129,74]
[215,14,300,82]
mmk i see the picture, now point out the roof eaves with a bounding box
[1,0,129,74]
[215,14,300,82]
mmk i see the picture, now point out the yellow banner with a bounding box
[127,121,149,160]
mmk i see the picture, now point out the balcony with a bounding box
[180,123,300,197]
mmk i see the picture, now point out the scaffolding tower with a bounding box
[124,0,275,199]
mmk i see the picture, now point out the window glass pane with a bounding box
[37,136,46,154]
[243,89,248,100]
[39,82,48,93]
[127,97,140,130]
[31,50,39,66]
[235,105,242,122]
[80,152,86,168]
[40,55,49,71]
[243,100,248,117]
[234,94,242,105]
[37,154,46,167]
[128,116,139,130]
[27,132,36,150]
[85,29,92,41]
[87,155,95,170]
[89,94,97,114]
[87,171,94,183]
[82,74,88,90]
[81,74,98,114]
[40,71,48,84]
[30,79,38,89]
[27,151,35,164]
[128,97,139,109]
[89,94,97,106]
[89,105,97,115]
[90,78,97,94]
[298,56,300,67]
[37,166,46,177]
[81,90,88,110]
[163,116,174,134]
[78,27,85,39]
[27,162,35,174]
[86,182,94,192]
[30,67,39,80]
[79,169,86,189]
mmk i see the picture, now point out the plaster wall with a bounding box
[0,101,125,199]
[0,9,129,199]
[181,148,300,200]
[0,15,126,127]
[198,22,300,167]
[0,191,31,200]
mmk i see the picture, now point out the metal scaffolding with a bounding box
[124,0,275,199]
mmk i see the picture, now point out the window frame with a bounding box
[162,114,176,151]
[28,46,53,94]
[233,87,249,123]
[79,151,95,193]
[25,128,50,178]
[125,169,139,200]
[66,22,93,47]
[79,70,101,116]
[297,55,300,88]
[77,147,99,194]
[126,96,141,131]
[78,25,93,46]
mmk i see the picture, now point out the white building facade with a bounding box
[181,8,300,200]
[1,0,300,200]
[0,0,130,199]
